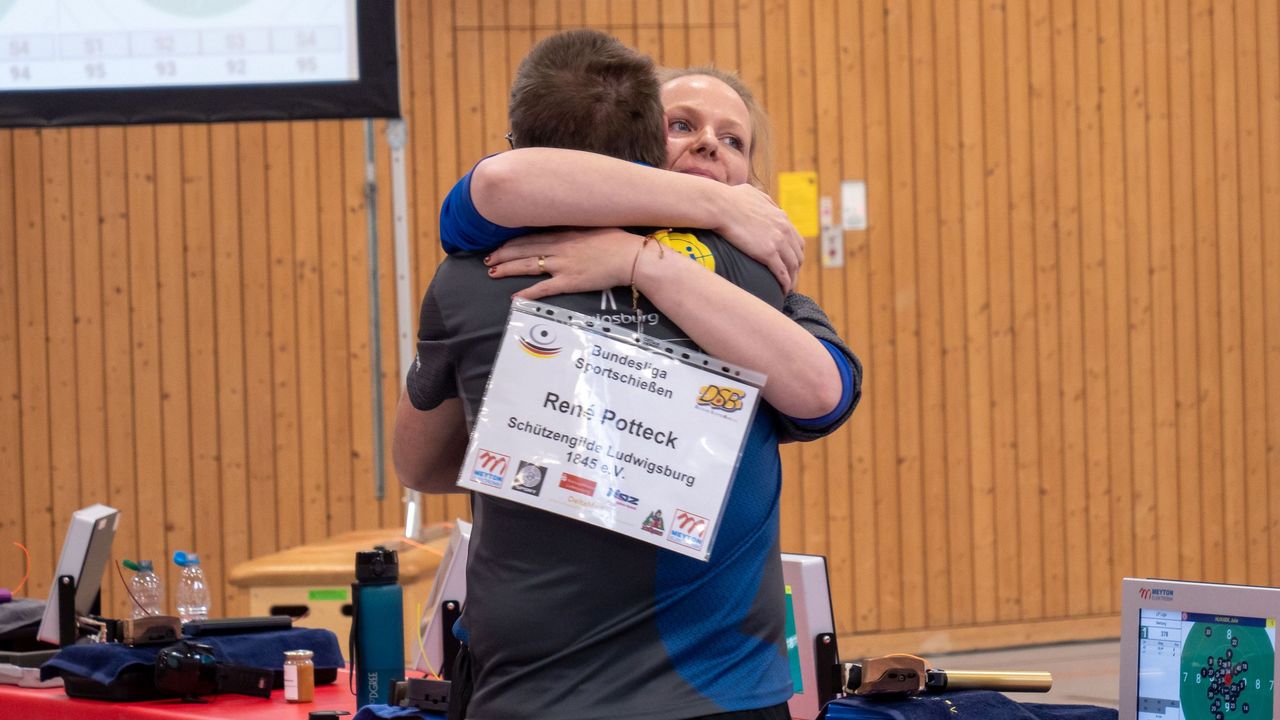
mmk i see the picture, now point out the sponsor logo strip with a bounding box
[668,509,709,550]
[470,448,510,488]
[558,472,597,496]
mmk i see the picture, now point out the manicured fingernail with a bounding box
[488,267,496,275]
[483,255,492,264]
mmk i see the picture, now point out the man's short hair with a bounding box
[509,29,667,168]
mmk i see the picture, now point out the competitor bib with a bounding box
[457,299,765,561]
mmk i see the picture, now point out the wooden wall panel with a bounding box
[958,0,996,627]
[1145,0,1182,583]
[42,128,79,600]
[1055,0,1093,619]
[1168,0,1201,584]
[123,125,165,602]
[344,121,377,534]
[264,121,302,553]
[933,0,975,630]
[180,123,222,612]
[837,0,881,635]
[1006,0,1043,622]
[13,130,54,602]
[910,0,950,631]
[1235,0,1269,588]
[69,127,112,611]
[885,0,922,629]
[1261,0,1280,587]
[1028,0,1065,618]
[0,132,22,587]
[211,123,250,617]
[1125,0,1157,582]
[812,0,853,636]
[154,124,193,615]
[239,123,280,556]
[3,0,1280,651]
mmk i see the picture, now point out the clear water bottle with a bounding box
[173,551,211,622]
[123,559,164,619]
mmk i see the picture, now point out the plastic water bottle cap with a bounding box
[122,559,141,572]
[173,551,201,566]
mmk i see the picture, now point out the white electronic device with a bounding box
[1120,577,1279,720]
[783,553,839,720]
[36,504,120,645]
[413,519,471,676]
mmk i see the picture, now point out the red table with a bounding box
[0,671,359,719]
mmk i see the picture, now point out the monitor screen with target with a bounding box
[1120,578,1279,720]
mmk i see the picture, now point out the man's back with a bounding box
[415,230,796,718]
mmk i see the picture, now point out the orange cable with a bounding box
[12,541,30,594]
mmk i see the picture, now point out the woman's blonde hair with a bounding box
[658,66,773,191]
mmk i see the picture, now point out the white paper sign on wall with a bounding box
[841,180,867,231]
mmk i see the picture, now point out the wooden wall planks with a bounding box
[2,0,1278,651]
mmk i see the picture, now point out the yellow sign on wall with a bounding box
[778,171,820,238]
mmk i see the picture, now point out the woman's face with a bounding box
[661,75,753,186]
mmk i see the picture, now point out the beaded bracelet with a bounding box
[629,230,669,313]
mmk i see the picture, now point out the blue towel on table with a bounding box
[40,627,344,684]
[823,691,1117,720]
[353,706,446,720]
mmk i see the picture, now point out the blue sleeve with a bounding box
[774,293,861,441]
[780,340,858,430]
[440,160,531,254]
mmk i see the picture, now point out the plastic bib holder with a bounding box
[458,299,765,562]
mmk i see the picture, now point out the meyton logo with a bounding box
[668,509,709,551]
[471,449,509,488]
[519,323,561,358]
[697,385,746,413]
[1138,587,1174,602]
[653,230,716,272]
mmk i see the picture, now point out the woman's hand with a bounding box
[485,228,640,300]
[713,183,805,292]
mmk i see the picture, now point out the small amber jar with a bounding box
[283,649,315,703]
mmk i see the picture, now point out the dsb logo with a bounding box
[697,385,745,412]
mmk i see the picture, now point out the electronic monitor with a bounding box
[36,503,120,645]
[783,553,839,720]
[1120,577,1279,720]
[0,0,399,127]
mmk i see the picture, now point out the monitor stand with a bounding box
[55,574,101,646]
